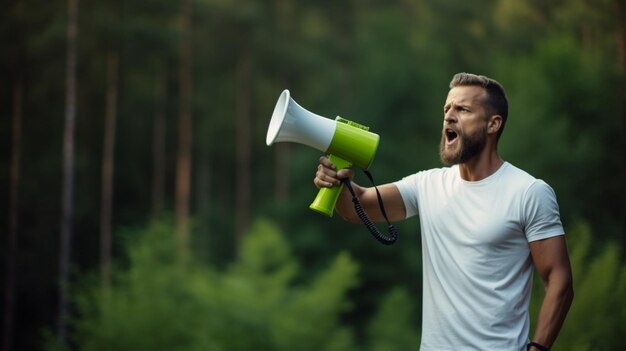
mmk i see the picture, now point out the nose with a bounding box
[444,109,457,124]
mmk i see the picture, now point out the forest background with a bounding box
[1,0,625,350]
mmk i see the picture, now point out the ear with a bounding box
[487,115,502,136]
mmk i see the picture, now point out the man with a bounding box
[314,73,574,351]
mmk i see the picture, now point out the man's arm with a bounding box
[528,235,574,350]
[313,156,406,223]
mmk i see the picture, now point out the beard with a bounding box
[439,125,487,165]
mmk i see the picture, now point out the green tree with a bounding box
[367,287,421,351]
[69,219,360,350]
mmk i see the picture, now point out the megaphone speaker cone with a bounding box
[266,90,290,146]
[265,90,336,153]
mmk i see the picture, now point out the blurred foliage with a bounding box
[1,0,624,349]
[366,287,421,351]
[64,219,421,350]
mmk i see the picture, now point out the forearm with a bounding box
[334,181,366,223]
[530,275,574,349]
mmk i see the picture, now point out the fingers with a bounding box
[319,155,335,169]
[314,163,339,189]
[336,168,354,180]
[313,156,354,189]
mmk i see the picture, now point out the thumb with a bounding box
[336,168,355,181]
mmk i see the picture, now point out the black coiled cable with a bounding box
[342,170,399,245]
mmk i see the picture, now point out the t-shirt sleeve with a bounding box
[523,180,565,242]
[394,173,420,219]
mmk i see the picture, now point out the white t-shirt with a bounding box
[394,162,564,351]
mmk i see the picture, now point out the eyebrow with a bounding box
[444,102,472,111]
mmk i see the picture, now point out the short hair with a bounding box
[449,73,509,140]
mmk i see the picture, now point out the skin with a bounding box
[313,84,573,350]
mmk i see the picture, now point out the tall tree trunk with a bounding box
[337,3,354,107]
[273,0,293,203]
[615,0,626,246]
[195,126,211,252]
[616,0,625,73]
[195,147,211,259]
[100,51,118,290]
[152,62,167,219]
[58,0,79,345]
[3,79,22,351]
[274,143,290,202]
[176,0,193,261]
[234,49,253,249]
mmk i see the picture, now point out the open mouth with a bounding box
[445,128,458,144]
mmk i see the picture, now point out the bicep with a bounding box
[529,235,573,287]
[358,184,407,223]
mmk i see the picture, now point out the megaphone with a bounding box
[266,89,379,217]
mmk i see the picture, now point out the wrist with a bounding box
[527,341,549,351]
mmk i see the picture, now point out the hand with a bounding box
[313,156,355,189]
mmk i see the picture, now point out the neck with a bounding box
[458,145,503,181]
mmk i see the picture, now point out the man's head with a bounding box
[449,73,508,139]
[439,73,508,165]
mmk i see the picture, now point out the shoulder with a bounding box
[394,166,456,196]
[501,163,558,199]
[523,180,559,211]
[393,166,456,218]
[500,162,537,185]
[502,164,564,240]
[498,162,556,196]
[398,165,457,184]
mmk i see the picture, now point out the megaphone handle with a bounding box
[309,154,352,217]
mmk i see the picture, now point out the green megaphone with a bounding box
[266,90,379,217]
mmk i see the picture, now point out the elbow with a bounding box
[340,211,361,224]
[557,272,575,308]
[545,269,574,305]
[563,268,574,301]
